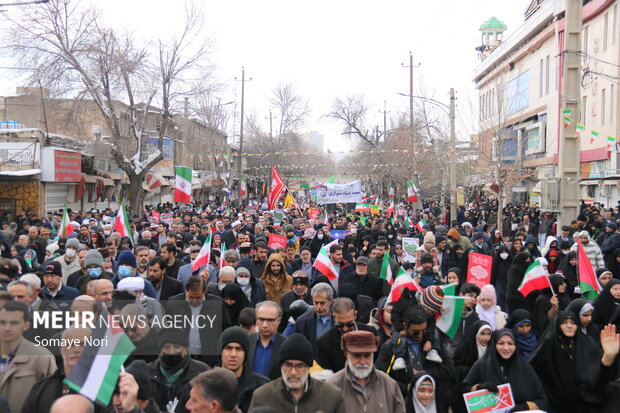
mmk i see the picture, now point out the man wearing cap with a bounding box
[249,333,346,413]
[74,249,113,294]
[471,232,491,256]
[53,237,82,283]
[41,261,80,308]
[118,276,165,321]
[328,330,405,413]
[235,266,266,307]
[279,270,313,332]
[601,221,620,260]
[148,256,183,300]
[342,256,384,304]
[148,329,211,411]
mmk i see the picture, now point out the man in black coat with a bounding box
[341,256,384,304]
[147,256,183,300]
[316,297,377,372]
[293,282,334,353]
[246,301,287,380]
[279,270,313,332]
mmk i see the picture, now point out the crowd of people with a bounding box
[0,198,619,413]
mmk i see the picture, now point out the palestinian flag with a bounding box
[415,219,427,232]
[436,296,467,339]
[404,216,413,228]
[59,204,74,238]
[576,123,585,136]
[386,271,420,303]
[407,179,419,202]
[389,184,395,199]
[577,241,603,300]
[313,240,339,280]
[113,200,132,239]
[440,283,458,296]
[379,252,393,285]
[517,260,551,297]
[240,175,247,197]
[219,243,227,270]
[387,200,395,218]
[64,314,135,405]
[355,203,371,212]
[192,232,212,272]
[174,166,192,203]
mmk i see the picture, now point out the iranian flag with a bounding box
[517,260,551,297]
[313,240,339,281]
[219,243,227,270]
[577,241,603,300]
[174,166,192,203]
[379,252,394,285]
[59,204,74,238]
[576,123,585,136]
[387,200,395,218]
[64,314,135,405]
[389,184,395,199]
[436,295,467,339]
[192,232,212,272]
[415,219,427,232]
[113,200,132,239]
[404,216,413,228]
[355,203,371,212]
[407,179,419,202]
[386,271,421,303]
[240,175,247,197]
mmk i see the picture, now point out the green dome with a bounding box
[480,17,507,30]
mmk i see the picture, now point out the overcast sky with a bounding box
[0,0,531,150]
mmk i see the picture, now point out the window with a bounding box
[506,71,530,115]
[611,84,615,124]
[539,59,544,98]
[526,127,541,155]
[604,12,609,51]
[545,56,550,95]
[601,88,606,126]
[582,95,587,125]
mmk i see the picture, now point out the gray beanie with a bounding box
[84,249,104,268]
[66,238,80,250]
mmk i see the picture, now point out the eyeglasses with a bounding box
[335,321,356,330]
[282,361,308,371]
[257,317,280,325]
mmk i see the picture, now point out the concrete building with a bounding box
[473,0,619,207]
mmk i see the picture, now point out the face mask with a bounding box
[350,228,357,235]
[237,276,250,286]
[218,283,226,291]
[88,267,102,278]
[65,248,77,258]
[104,230,111,236]
[161,354,184,368]
[118,266,133,278]
[500,253,509,260]
[562,250,570,254]
[317,234,324,240]
[388,234,393,238]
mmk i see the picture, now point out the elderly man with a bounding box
[246,301,287,380]
[294,282,334,352]
[328,331,405,413]
[121,303,160,363]
[249,333,346,413]
[185,369,240,413]
[8,279,39,309]
[90,279,114,308]
[209,265,236,297]
[53,238,82,283]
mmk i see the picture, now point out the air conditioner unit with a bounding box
[541,179,560,211]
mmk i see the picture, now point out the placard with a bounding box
[466,252,493,289]
[268,233,288,250]
[316,181,363,205]
[402,237,419,263]
[463,383,515,413]
[149,211,161,224]
[160,213,173,225]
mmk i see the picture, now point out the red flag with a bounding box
[268,165,285,210]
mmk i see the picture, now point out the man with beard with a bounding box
[149,329,211,411]
[259,253,292,302]
[249,333,346,413]
[315,297,377,372]
[238,242,269,279]
[134,246,151,278]
[147,256,183,300]
[328,331,405,413]
[279,270,313,331]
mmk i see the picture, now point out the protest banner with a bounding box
[466,252,493,289]
[402,237,419,263]
[160,213,173,225]
[268,233,288,249]
[149,211,161,224]
[463,383,515,413]
[316,181,363,204]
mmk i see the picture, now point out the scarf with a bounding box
[513,319,538,360]
[159,357,188,389]
[475,303,497,330]
[475,325,492,359]
[410,374,437,413]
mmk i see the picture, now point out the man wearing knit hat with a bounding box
[148,329,211,411]
[74,249,113,294]
[472,232,491,256]
[249,333,346,413]
[328,331,405,413]
[53,237,82,283]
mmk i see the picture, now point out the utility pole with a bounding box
[379,100,390,138]
[449,88,456,224]
[402,53,420,179]
[265,110,276,139]
[557,0,581,233]
[235,67,251,200]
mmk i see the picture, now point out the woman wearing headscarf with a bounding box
[475,285,507,331]
[505,309,538,360]
[532,274,571,337]
[541,236,559,258]
[491,245,511,312]
[406,373,438,413]
[529,311,606,412]
[309,225,333,257]
[462,329,547,412]
[557,251,579,297]
[445,267,462,294]
[603,247,620,279]
[505,252,532,313]
[592,279,620,329]
[566,298,600,343]
[452,321,492,413]
[508,238,524,259]
[596,268,613,289]
[221,283,251,326]
[368,297,393,346]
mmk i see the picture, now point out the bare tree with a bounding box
[2,0,213,214]
[270,82,310,138]
[326,95,383,148]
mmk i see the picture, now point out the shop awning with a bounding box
[108,172,122,180]
[191,177,202,190]
[0,168,41,177]
[83,174,98,184]
[98,177,114,187]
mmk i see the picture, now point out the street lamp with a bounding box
[398,90,457,223]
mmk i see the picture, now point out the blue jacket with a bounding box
[41,284,80,310]
[601,232,620,257]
